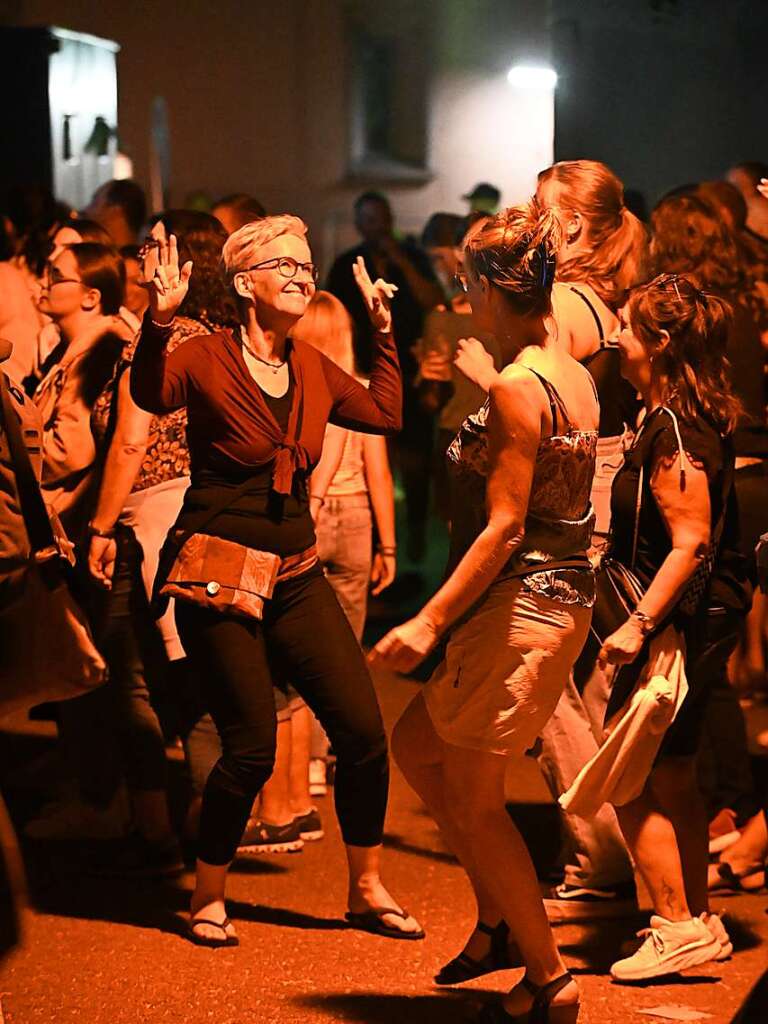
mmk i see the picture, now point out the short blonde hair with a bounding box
[291,291,356,374]
[222,214,309,279]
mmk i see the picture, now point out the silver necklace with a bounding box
[240,328,287,374]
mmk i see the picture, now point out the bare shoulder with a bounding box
[490,365,545,422]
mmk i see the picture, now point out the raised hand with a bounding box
[352,255,397,333]
[142,221,192,324]
[454,337,498,392]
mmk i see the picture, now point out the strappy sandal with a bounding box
[709,861,766,894]
[187,916,240,948]
[478,972,579,1024]
[435,920,521,985]
[345,906,425,940]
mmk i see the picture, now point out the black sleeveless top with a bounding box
[569,287,641,438]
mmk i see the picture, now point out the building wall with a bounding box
[2,0,552,269]
[551,0,768,207]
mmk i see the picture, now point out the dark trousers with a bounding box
[175,566,389,865]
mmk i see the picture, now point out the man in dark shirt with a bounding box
[327,192,444,561]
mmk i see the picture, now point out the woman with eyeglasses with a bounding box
[131,215,422,948]
[33,242,129,537]
[598,274,750,981]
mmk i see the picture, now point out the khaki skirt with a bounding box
[424,578,592,757]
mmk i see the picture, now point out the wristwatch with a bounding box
[88,523,116,540]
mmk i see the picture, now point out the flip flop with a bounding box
[345,906,425,941]
[709,861,766,894]
[188,916,240,948]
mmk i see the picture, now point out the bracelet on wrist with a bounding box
[88,523,116,540]
[377,545,397,556]
[309,494,325,507]
[630,609,656,636]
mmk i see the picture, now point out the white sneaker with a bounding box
[24,789,131,840]
[610,915,722,981]
[701,912,733,960]
[309,759,327,797]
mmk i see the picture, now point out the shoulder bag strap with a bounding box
[0,373,57,556]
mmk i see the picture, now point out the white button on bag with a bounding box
[206,581,221,596]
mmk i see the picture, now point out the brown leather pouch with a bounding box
[160,532,281,620]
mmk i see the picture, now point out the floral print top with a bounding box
[92,316,209,493]
[446,369,598,607]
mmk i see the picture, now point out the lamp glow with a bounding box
[507,65,558,89]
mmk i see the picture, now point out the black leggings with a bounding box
[175,566,388,865]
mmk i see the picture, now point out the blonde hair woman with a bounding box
[374,203,599,1023]
[131,215,422,947]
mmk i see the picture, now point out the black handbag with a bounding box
[591,407,728,647]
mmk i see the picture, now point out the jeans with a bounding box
[539,666,634,888]
[176,565,389,865]
[316,495,372,641]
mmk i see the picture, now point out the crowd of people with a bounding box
[1,157,767,1018]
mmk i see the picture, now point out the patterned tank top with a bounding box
[446,366,598,606]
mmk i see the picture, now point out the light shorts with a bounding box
[424,578,592,757]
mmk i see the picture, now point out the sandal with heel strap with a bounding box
[479,972,579,1024]
[435,920,521,985]
[709,860,767,894]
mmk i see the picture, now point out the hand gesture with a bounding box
[142,221,192,324]
[353,255,397,333]
[598,616,645,669]
[368,614,439,673]
[370,551,396,596]
[454,337,498,392]
[88,535,117,590]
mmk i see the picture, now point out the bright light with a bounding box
[507,65,558,90]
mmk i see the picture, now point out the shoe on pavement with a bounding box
[91,833,185,880]
[24,789,131,841]
[701,912,733,960]
[309,759,327,797]
[544,881,637,921]
[237,817,304,855]
[610,915,722,981]
[293,807,324,841]
[708,808,741,857]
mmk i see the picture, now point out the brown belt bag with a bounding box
[153,473,318,622]
[159,532,317,620]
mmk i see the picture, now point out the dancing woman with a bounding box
[131,215,423,947]
[372,203,598,1023]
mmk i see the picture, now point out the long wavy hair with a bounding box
[537,160,647,309]
[463,201,561,318]
[649,194,745,295]
[628,273,742,435]
[156,210,239,329]
[291,291,357,374]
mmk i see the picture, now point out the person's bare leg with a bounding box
[651,759,709,916]
[441,744,577,1015]
[288,703,314,816]
[615,787,691,921]
[258,718,294,825]
[345,842,422,934]
[716,810,768,887]
[190,859,237,941]
[392,695,503,958]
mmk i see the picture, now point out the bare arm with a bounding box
[600,450,712,666]
[370,370,541,669]
[88,369,152,587]
[363,433,396,595]
[308,423,346,523]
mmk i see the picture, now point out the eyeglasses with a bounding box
[44,264,83,287]
[245,257,319,283]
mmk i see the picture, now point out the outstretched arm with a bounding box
[370,369,542,671]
